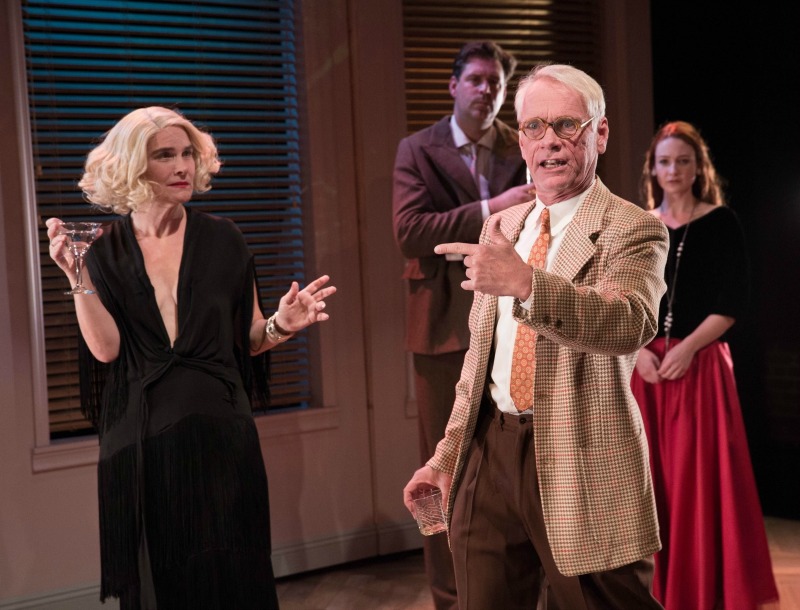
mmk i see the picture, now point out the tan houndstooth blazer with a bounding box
[428,177,669,577]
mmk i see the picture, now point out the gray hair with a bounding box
[514,63,606,127]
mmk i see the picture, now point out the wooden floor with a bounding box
[276,516,800,609]
[769,517,800,610]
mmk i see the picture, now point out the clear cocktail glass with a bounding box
[57,221,102,295]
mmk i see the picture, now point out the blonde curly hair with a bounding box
[78,106,221,214]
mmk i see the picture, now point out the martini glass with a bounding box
[57,221,102,295]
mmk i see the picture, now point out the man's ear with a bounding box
[596,116,609,154]
[448,75,458,99]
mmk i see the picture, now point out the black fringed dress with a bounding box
[84,208,279,609]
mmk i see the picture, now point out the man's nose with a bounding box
[540,124,561,145]
[477,80,493,94]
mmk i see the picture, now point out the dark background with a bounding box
[649,2,800,518]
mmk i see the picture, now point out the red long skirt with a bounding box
[631,338,779,610]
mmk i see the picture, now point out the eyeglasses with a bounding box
[518,116,595,140]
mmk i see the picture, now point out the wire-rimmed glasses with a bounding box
[518,116,595,141]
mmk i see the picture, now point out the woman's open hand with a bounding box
[275,275,337,333]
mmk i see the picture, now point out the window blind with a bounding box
[402,0,602,133]
[22,0,309,437]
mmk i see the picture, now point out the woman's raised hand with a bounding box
[45,217,104,277]
[275,275,336,333]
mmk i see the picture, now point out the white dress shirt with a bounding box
[489,183,592,414]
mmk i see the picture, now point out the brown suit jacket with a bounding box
[392,116,527,355]
[429,178,669,576]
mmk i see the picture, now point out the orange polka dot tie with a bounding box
[510,207,551,412]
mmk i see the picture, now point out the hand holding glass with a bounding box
[57,222,102,295]
[412,488,447,536]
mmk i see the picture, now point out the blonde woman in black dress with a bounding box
[46,106,336,609]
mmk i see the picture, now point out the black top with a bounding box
[84,208,277,609]
[657,206,749,340]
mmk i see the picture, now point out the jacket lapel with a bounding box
[472,199,535,344]
[503,199,536,244]
[551,178,608,281]
[421,117,480,200]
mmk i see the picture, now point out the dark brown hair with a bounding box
[452,41,517,84]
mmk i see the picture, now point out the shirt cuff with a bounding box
[518,292,534,310]
[480,199,490,219]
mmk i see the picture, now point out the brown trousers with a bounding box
[450,401,664,610]
[413,351,466,610]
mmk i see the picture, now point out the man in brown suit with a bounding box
[392,41,531,609]
[403,63,668,609]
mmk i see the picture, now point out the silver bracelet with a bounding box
[265,313,294,343]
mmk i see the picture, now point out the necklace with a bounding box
[662,204,698,352]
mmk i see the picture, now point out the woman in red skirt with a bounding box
[632,121,779,610]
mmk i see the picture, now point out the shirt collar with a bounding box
[534,178,595,236]
[450,115,496,151]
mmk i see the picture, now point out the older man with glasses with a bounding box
[404,63,669,609]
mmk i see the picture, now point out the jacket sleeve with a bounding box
[514,210,668,356]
